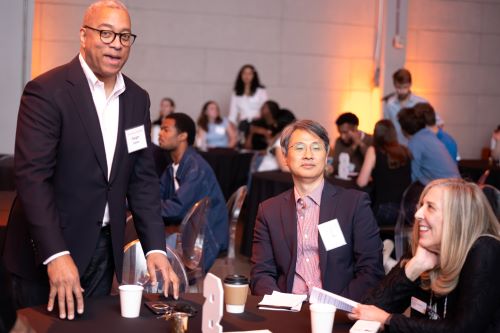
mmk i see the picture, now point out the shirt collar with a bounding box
[294,179,324,206]
[78,53,125,95]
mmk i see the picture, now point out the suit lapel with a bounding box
[281,190,298,289]
[318,182,339,282]
[66,57,108,178]
[109,90,128,184]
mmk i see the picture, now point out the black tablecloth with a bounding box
[199,148,254,200]
[19,293,352,333]
[152,146,254,200]
[458,159,500,189]
[240,171,358,257]
[0,155,15,191]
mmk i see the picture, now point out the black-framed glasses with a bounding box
[83,25,136,47]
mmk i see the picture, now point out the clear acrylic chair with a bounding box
[122,238,189,294]
[175,197,210,292]
[394,181,424,260]
[226,185,247,260]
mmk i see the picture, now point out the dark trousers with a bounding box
[11,226,114,309]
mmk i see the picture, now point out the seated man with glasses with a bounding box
[250,120,384,301]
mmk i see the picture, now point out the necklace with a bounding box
[428,291,447,320]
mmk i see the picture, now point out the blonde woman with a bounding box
[350,178,500,332]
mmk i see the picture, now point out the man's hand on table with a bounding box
[146,253,180,299]
[47,254,84,320]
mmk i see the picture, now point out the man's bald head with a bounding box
[83,0,129,26]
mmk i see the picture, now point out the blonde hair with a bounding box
[411,178,500,295]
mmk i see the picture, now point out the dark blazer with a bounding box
[250,181,384,302]
[3,56,165,282]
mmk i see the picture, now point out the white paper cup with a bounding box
[119,285,144,318]
[310,303,336,333]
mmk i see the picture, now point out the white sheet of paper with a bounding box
[257,291,307,312]
[318,219,346,251]
[309,287,359,313]
[125,125,147,153]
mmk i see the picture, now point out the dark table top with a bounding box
[19,293,353,333]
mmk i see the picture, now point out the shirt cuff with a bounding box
[145,250,167,257]
[43,251,70,265]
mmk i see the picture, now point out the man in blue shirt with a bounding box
[158,113,229,272]
[398,107,461,185]
[416,102,459,162]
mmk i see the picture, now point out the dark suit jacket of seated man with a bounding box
[250,120,384,302]
[158,113,229,272]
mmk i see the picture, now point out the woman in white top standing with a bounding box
[228,64,268,139]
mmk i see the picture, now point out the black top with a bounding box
[0,261,16,332]
[364,236,500,333]
[371,150,411,207]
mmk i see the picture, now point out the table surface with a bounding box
[19,294,353,333]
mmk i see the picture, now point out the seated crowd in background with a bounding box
[416,102,459,162]
[157,113,229,272]
[151,97,175,145]
[351,178,500,332]
[357,120,411,227]
[196,100,237,150]
[253,108,296,173]
[331,112,373,176]
[398,106,460,185]
[244,100,282,150]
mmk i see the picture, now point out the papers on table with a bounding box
[257,291,307,312]
[350,320,381,333]
[309,287,359,313]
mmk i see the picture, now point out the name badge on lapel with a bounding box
[125,125,147,153]
[318,218,347,251]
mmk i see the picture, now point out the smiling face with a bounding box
[415,186,445,253]
[80,5,131,84]
[285,129,327,182]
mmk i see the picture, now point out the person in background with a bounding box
[332,112,373,175]
[490,124,500,163]
[416,103,459,162]
[383,68,428,145]
[398,107,460,185]
[255,108,297,172]
[251,120,384,301]
[196,100,237,150]
[151,97,175,145]
[351,178,500,333]
[3,0,179,320]
[244,100,281,150]
[357,120,411,227]
[228,64,268,141]
[158,113,228,272]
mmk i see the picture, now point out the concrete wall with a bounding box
[11,0,500,158]
[0,1,33,154]
[406,0,500,158]
[30,0,379,143]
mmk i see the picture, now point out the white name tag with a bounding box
[214,125,226,135]
[411,297,427,314]
[125,125,147,153]
[318,218,347,251]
